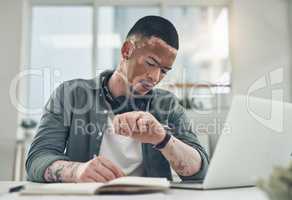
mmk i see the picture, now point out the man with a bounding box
[26,16,209,183]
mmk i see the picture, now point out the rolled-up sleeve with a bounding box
[25,83,71,182]
[168,97,209,181]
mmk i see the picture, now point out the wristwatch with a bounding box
[152,126,172,150]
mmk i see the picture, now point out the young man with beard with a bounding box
[26,16,209,183]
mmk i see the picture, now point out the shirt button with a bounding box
[97,132,102,137]
[103,110,108,114]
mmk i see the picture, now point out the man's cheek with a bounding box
[131,68,147,83]
[127,61,143,82]
[136,58,147,74]
[125,63,135,83]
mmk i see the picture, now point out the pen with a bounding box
[9,185,24,193]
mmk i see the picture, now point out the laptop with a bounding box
[171,95,292,189]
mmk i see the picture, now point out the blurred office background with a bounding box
[0,0,291,180]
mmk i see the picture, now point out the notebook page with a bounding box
[20,182,104,195]
[105,176,170,188]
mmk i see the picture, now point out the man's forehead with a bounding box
[145,36,178,54]
[129,35,178,55]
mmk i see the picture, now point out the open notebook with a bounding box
[20,177,170,195]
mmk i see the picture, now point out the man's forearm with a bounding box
[160,136,202,177]
[44,160,81,182]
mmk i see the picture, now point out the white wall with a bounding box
[0,0,23,180]
[0,0,291,180]
[289,1,292,86]
[230,0,291,102]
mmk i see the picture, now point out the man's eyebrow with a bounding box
[148,56,172,70]
[149,56,160,65]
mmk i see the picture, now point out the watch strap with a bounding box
[153,131,172,150]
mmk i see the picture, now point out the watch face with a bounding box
[162,125,176,132]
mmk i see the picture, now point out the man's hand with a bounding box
[75,156,125,182]
[112,111,203,177]
[44,156,125,183]
[112,111,166,145]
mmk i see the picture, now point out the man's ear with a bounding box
[121,41,135,60]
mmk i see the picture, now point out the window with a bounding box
[26,2,231,120]
[162,6,231,110]
[162,6,230,91]
[28,6,93,119]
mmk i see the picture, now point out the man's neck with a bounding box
[107,69,128,98]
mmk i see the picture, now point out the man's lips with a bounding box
[139,80,154,90]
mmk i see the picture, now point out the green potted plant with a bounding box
[257,162,292,200]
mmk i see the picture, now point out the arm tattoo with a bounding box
[160,137,202,177]
[70,163,80,179]
[44,161,81,183]
[54,164,65,182]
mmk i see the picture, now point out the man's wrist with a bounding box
[152,127,172,150]
[153,127,166,145]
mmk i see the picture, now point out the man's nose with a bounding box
[148,67,160,83]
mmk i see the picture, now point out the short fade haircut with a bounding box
[126,15,179,50]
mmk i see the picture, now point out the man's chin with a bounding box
[134,89,148,96]
[131,86,150,96]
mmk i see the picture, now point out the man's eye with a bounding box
[146,61,155,67]
[161,69,168,74]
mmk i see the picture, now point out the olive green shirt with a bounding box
[25,70,209,182]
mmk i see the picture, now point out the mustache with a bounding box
[139,80,155,88]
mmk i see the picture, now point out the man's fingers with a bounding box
[84,168,107,183]
[89,174,106,183]
[125,116,137,135]
[114,112,147,136]
[119,115,131,136]
[137,115,157,136]
[92,160,116,181]
[99,156,125,177]
[126,112,143,133]
[82,177,96,182]
[137,117,148,133]
[113,115,121,135]
[125,115,136,136]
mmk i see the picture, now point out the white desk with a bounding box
[0,182,269,200]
